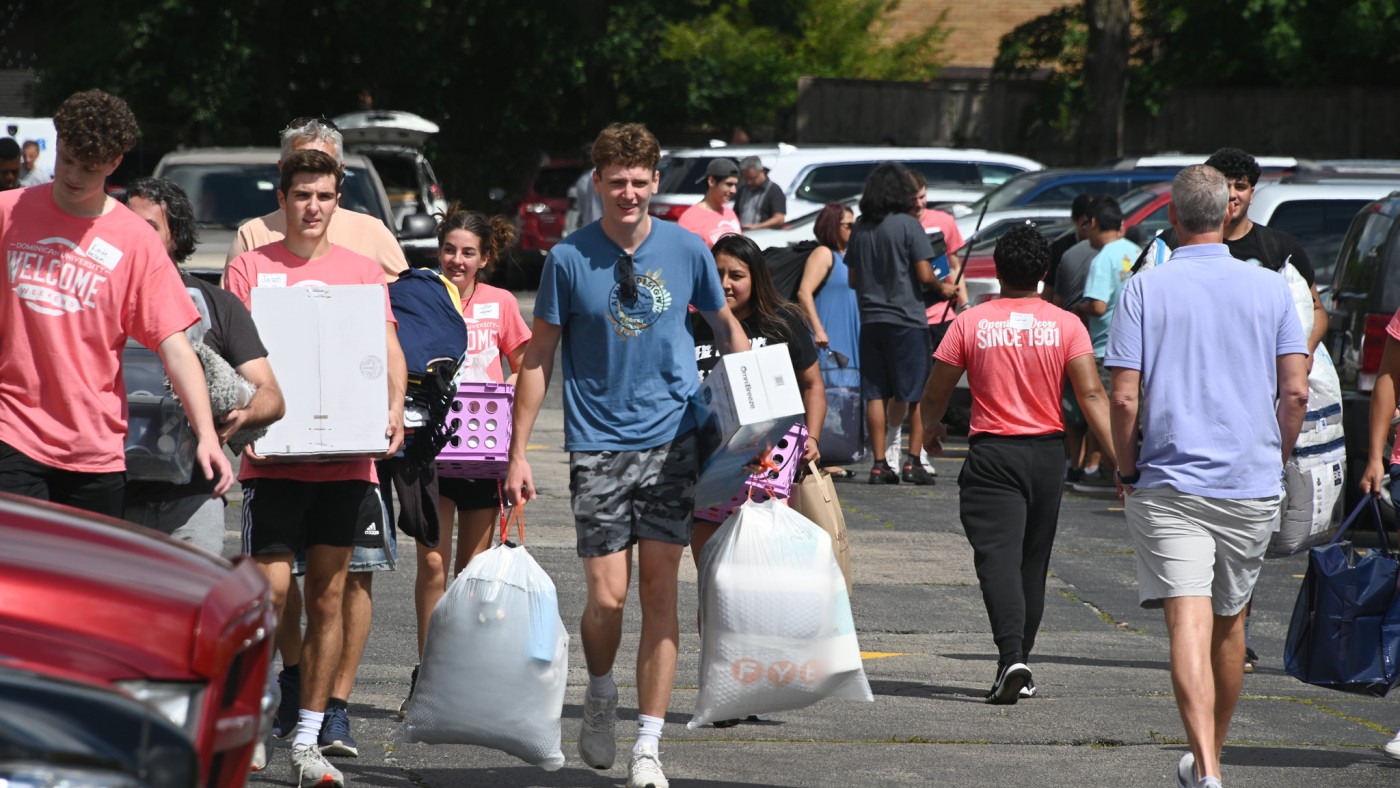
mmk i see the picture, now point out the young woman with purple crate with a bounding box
[691,233,826,561]
[401,204,531,716]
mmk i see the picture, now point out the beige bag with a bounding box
[789,462,852,593]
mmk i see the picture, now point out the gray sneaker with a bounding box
[1177,752,1194,788]
[291,742,344,787]
[578,692,618,769]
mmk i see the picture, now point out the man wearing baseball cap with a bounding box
[736,155,786,231]
[678,158,742,246]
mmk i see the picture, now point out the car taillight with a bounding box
[1360,312,1391,392]
[648,204,688,222]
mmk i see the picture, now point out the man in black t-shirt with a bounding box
[124,177,285,554]
[1205,148,1327,359]
[736,155,787,231]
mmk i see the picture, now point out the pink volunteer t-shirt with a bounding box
[0,185,199,472]
[1387,309,1400,466]
[678,203,742,247]
[224,242,396,484]
[935,297,1093,437]
[922,208,966,326]
[460,282,531,383]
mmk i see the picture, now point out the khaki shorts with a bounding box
[1124,486,1281,616]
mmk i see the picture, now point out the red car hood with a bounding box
[0,494,237,681]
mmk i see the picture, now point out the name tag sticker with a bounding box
[473,302,500,320]
[1009,312,1034,331]
[87,238,123,271]
[257,273,288,288]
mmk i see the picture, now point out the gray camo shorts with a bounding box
[569,431,698,557]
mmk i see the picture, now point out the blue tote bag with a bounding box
[1284,496,1400,697]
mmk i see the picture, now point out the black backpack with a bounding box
[761,240,818,301]
[387,268,469,470]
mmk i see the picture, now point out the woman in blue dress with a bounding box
[796,203,863,472]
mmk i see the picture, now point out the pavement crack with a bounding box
[1057,588,1148,634]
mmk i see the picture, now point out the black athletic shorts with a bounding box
[240,478,385,556]
[438,476,501,510]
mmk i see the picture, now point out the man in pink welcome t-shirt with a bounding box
[224,149,406,788]
[678,157,743,247]
[0,89,231,517]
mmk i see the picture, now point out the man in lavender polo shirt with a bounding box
[1104,164,1309,788]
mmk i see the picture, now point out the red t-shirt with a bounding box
[224,242,396,483]
[0,185,198,472]
[934,297,1092,437]
[459,282,531,383]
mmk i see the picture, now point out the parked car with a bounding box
[952,168,1179,235]
[334,110,447,222]
[0,493,277,787]
[1325,191,1400,521]
[1109,154,1318,175]
[153,147,437,277]
[651,144,1041,223]
[1249,177,1400,286]
[0,664,199,788]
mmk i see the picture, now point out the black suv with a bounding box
[1327,190,1400,517]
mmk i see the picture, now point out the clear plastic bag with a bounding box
[401,511,568,769]
[689,498,872,728]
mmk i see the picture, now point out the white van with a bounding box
[651,145,1042,224]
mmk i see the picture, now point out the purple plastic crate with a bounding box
[436,382,514,480]
[695,423,808,523]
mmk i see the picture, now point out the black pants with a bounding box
[958,433,1065,666]
[0,441,125,518]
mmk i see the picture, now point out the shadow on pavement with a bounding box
[941,652,1172,672]
[867,679,988,702]
[1221,744,1394,770]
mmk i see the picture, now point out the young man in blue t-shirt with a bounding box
[505,123,749,788]
[1074,197,1140,491]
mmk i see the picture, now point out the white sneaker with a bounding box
[578,692,618,769]
[292,742,344,787]
[919,449,937,476]
[250,737,268,772]
[628,746,669,788]
[1385,730,1400,760]
[1176,752,1195,788]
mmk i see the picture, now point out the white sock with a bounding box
[293,709,323,748]
[1082,464,1099,477]
[635,713,664,753]
[587,670,617,700]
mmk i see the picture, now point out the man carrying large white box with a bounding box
[223,148,406,788]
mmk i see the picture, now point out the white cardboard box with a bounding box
[692,343,805,508]
[252,285,389,458]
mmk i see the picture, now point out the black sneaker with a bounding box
[271,667,300,739]
[398,664,419,719]
[869,462,900,485]
[1243,647,1258,674]
[901,463,935,485]
[1065,467,1083,485]
[986,662,1032,705]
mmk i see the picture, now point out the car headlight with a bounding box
[113,681,205,737]
[0,763,141,787]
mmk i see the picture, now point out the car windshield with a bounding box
[161,162,390,230]
[1118,186,1162,216]
[967,173,1046,214]
[1265,199,1371,285]
[657,156,733,196]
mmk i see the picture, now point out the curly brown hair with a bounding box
[591,123,660,172]
[436,201,517,276]
[53,89,138,163]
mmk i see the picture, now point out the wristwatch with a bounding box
[1116,469,1141,485]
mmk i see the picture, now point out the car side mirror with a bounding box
[400,213,437,240]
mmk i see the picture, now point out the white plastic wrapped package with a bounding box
[689,498,872,728]
[400,540,568,770]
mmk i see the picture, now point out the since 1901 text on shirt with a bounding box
[935,297,1093,437]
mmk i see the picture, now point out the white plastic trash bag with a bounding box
[689,498,872,728]
[401,538,568,770]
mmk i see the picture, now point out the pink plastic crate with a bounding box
[436,382,514,480]
[695,424,808,523]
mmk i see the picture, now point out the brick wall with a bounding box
[884,0,1066,70]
